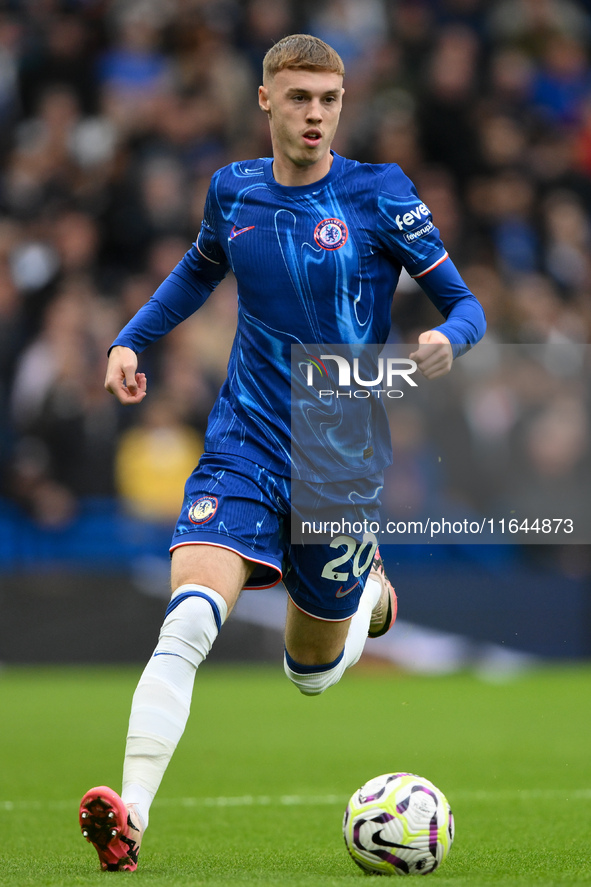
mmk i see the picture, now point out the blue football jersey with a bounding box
[112,152,486,480]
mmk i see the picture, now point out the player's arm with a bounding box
[411,255,486,379]
[105,243,228,405]
[106,180,230,405]
[375,166,486,380]
[111,242,228,348]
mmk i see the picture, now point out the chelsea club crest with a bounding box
[188,495,218,524]
[314,217,348,250]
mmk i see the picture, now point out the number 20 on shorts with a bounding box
[321,534,378,582]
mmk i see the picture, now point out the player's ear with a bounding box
[258,85,270,115]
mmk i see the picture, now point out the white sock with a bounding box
[121,584,228,828]
[284,576,381,696]
[342,574,381,669]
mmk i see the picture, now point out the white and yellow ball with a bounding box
[343,772,454,876]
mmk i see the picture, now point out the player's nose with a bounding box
[306,99,323,122]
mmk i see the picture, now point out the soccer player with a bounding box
[79,34,486,871]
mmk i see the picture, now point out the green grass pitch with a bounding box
[1,662,591,886]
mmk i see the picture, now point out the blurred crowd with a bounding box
[1,0,591,532]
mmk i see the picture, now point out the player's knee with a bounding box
[155,585,228,668]
[283,649,346,696]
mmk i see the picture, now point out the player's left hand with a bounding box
[410,330,453,380]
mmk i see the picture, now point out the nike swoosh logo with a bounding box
[335,581,359,598]
[229,224,255,239]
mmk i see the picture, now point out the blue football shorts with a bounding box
[170,452,383,621]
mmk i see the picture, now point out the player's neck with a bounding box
[272,151,334,187]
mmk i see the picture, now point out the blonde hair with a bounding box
[262,34,345,83]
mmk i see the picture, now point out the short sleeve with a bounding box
[375,165,448,278]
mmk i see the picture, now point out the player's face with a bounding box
[259,68,344,185]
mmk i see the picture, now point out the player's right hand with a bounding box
[104,345,147,404]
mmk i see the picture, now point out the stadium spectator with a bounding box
[95,9,174,137]
[8,277,120,524]
[528,33,591,125]
[0,12,22,144]
[487,0,591,52]
[18,13,98,117]
[417,24,482,190]
[115,392,204,523]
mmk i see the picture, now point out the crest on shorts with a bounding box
[188,495,218,524]
[314,217,348,250]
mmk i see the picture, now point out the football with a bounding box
[343,772,454,876]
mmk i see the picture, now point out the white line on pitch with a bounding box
[2,788,591,813]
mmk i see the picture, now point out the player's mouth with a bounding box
[302,129,322,147]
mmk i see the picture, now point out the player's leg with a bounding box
[285,599,351,665]
[80,543,251,871]
[283,544,396,696]
[120,544,252,822]
[284,471,396,695]
[80,453,283,870]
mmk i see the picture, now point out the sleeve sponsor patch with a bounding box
[403,220,434,243]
